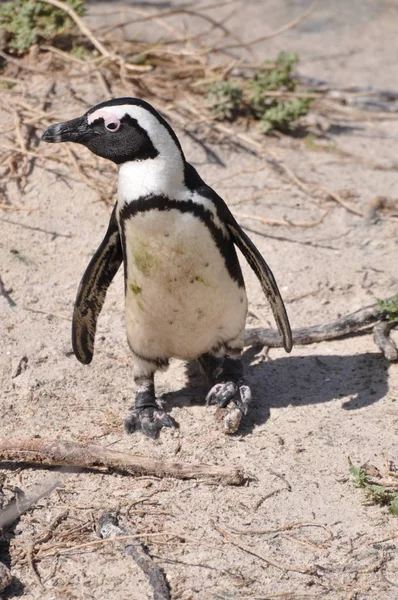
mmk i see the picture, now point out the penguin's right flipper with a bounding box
[72,208,123,364]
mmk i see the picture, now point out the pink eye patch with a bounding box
[88,109,121,131]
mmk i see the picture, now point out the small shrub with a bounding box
[349,464,398,515]
[260,98,312,133]
[378,295,398,324]
[0,0,85,52]
[205,81,243,121]
[205,51,312,134]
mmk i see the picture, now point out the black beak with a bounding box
[41,116,89,144]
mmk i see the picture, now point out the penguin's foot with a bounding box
[206,381,252,434]
[206,379,252,414]
[199,352,251,433]
[124,402,176,439]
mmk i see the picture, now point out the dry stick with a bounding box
[214,523,316,575]
[101,2,243,44]
[0,50,48,74]
[230,521,333,540]
[23,306,72,321]
[234,209,329,228]
[279,533,326,553]
[373,321,398,362]
[98,511,171,600]
[0,216,73,239]
[38,0,110,57]
[265,148,365,217]
[26,510,70,589]
[34,533,182,560]
[0,476,60,530]
[205,119,363,216]
[244,295,398,362]
[0,274,16,308]
[0,438,244,485]
[219,0,318,50]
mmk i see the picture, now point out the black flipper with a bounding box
[184,163,293,353]
[72,208,123,364]
[227,218,292,352]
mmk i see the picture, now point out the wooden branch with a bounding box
[245,295,398,361]
[219,0,318,51]
[0,438,244,485]
[98,511,170,600]
[38,0,110,57]
[373,321,398,361]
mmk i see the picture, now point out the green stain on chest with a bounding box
[193,275,207,285]
[173,241,185,256]
[129,281,143,295]
[133,238,159,276]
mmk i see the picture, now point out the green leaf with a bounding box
[377,295,398,324]
[206,81,243,121]
[349,466,370,488]
[259,98,312,133]
[388,495,398,516]
[0,0,86,52]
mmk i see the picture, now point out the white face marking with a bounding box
[104,104,186,203]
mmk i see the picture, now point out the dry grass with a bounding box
[1,0,389,220]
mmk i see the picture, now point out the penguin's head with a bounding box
[41,97,183,165]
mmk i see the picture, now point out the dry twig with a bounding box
[234,209,329,228]
[39,0,110,57]
[0,438,244,485]
[245,295,398,361]
[213,522,317,575]
[98,510,170,600]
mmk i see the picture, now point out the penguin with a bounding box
[41,97,292,439]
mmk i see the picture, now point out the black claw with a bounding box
[206,382,237,407]
[235,384,252,415]
[124,406,177,438]
[206,379,252,414]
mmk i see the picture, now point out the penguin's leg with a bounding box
[199,347,252,419]
[124,357,176,439]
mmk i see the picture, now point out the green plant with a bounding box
[260,98,312,133]
[70,44,90,60]
[205,51,312,133]
[349,464,398,515]
[378,295,398,324]
[0,0,85,52]
[205,81,243,121]
[247,51,299,116]
[349,465,371,488]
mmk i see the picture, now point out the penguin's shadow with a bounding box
[161,351,391,433]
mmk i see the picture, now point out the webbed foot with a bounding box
[124,402,176,439]
[199,353,252,433]
[206,380,252,414]
[126,370,177,438]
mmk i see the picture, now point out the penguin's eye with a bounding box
[105,120,120,132]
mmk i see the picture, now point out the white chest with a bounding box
[120,208,247,360]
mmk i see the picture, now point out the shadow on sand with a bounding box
[163,351,391,433]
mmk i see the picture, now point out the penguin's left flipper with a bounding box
[72,208,123,365]
[226,218,292,353]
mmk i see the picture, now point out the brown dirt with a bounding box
[1,1,398,598]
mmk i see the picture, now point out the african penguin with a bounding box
[41,97,292,439]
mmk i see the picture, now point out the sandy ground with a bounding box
[1,1,398,598]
